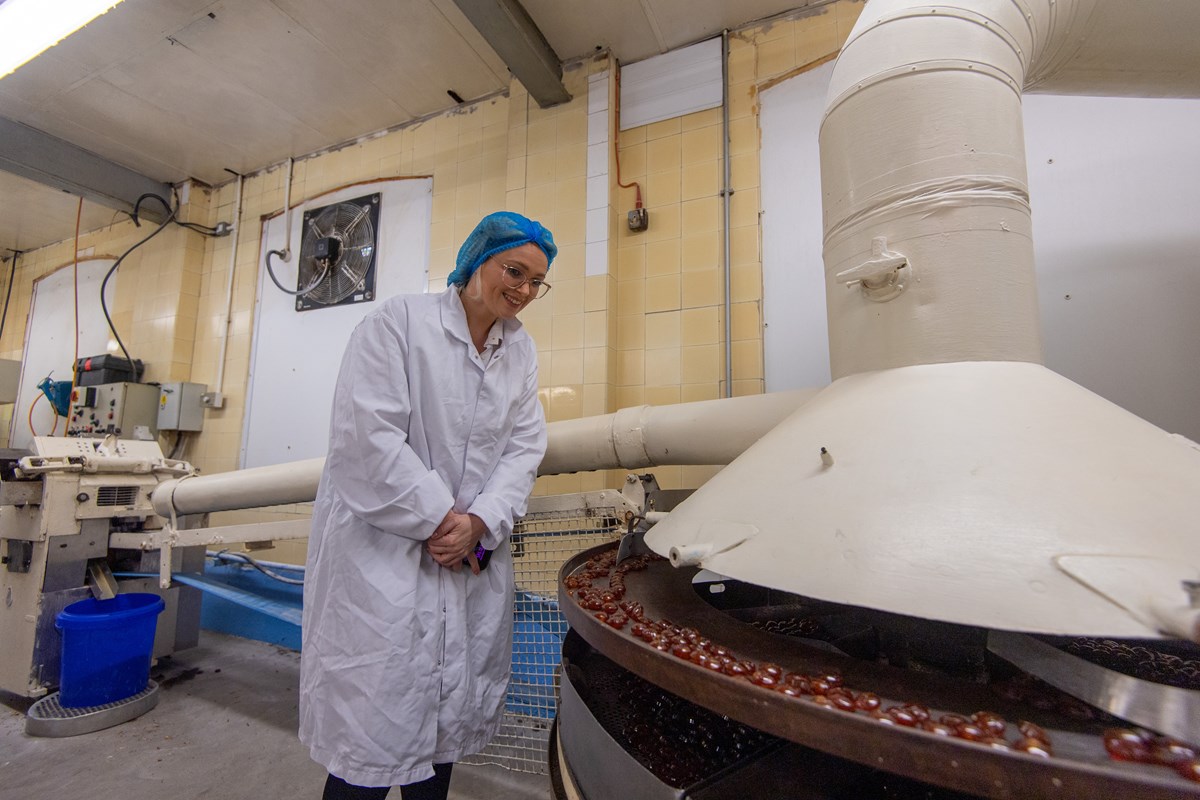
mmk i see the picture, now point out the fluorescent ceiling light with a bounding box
[0,0,126,80]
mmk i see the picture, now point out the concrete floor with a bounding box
[0,632,553,800]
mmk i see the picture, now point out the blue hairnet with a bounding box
[447,211,557,287]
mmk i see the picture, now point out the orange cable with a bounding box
[28,392,43,436]
[612,65,643,209]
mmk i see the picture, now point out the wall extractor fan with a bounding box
[266,192,381,312]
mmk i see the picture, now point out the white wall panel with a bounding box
[619,38,723,130]
[760,62,834,392]
[241,178,432,468]
[1025,94,1200,443]
[11,258,116,450]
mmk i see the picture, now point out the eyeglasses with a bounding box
[495,261,552,299]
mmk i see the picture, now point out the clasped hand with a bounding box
[427,510,486,575]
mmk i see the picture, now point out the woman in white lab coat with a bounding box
[299,212,555,800]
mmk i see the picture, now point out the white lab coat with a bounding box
[299,286,547,787]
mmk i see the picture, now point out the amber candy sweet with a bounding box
[955,723,988,742]
[1014,737,1053,757]
[782,673,812,695]
[939,713,969,729]
[904,703,931,723]
[817,671,844,689]
[885,706,919,727]
[1176,760,1200,783]
[1018,721,1048,742]
[750,670,779,688]
[1152,738,1198,765]
[1103,729,1153,763]
[854,692,881,712]
[724,660,754,677]
[828,689,857,713]
[972,711,1007,737]
[671,643,694,660]
[921,721,955,737]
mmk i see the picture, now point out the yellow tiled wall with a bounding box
[0,2,862,561]
[0,199,209,445]
[608,1,862,490]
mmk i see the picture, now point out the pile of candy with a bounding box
[1104,728,1200,781]
[565,546,1200,783]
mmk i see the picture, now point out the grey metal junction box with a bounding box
[158,382,207,432]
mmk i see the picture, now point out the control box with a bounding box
[68,382,160,439]
[158,382,206,432]
[0,359,20,403]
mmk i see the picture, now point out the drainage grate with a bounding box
[26,681,160,738]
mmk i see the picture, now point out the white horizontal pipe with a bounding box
[152,457,324,517]
[151,390,819,517]
[537,389,819,475]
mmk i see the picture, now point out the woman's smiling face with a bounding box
[472,243,549,319]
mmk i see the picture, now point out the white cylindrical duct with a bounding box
[645,0,1200,640]
[152,390,818,516]
[820,0,1200,379]
[152,457,325,517]
[821,0,1049,377]
[538,389,817,475]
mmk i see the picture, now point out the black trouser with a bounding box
[322,763,454,800]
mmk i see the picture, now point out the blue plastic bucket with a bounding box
[56,593,165,708]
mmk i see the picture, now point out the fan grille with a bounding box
[297,193,379,307]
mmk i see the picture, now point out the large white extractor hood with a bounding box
[647,0,1200,640]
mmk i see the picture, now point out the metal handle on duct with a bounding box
[835,236,911,302]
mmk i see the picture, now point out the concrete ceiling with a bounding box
[0,0,819,255]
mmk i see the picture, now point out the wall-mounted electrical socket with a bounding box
[627,208,649,232]
[200,391,225,409]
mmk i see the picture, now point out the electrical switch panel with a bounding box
[67,382,160,439]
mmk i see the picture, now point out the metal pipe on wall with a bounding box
[720,28,734,397]
[213,173,243,402]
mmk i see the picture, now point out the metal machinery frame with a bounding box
[0,436,305,700]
